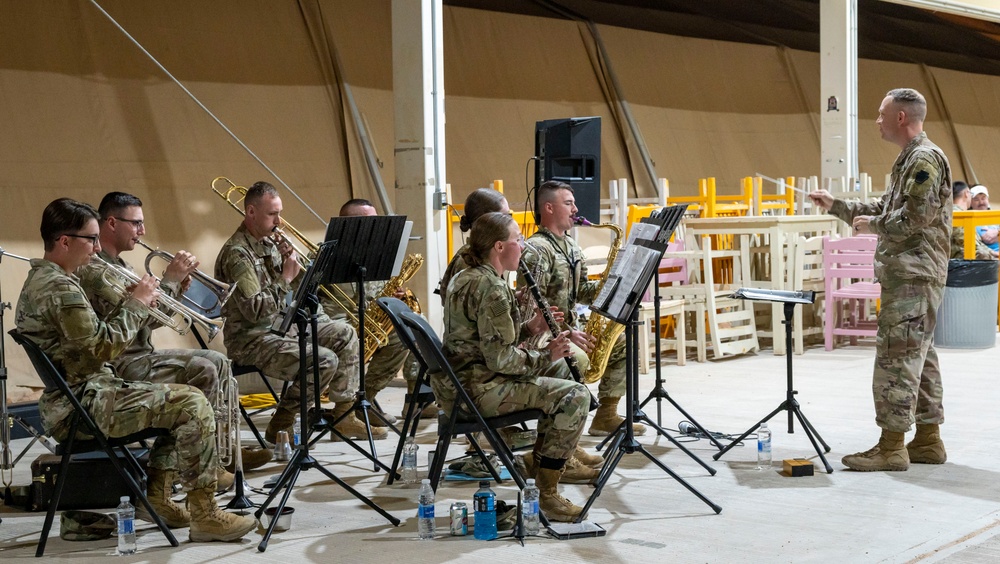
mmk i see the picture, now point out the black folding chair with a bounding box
[9,330,178,557]
[391,306,542,492]
[375,298,437,485]
[187,279,286,449]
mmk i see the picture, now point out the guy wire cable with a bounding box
[88,0,328,227]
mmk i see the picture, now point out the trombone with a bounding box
[136,240,236,314]
[211,177,392,355]
[90,255,226,341]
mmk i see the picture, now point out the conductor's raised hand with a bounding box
[808,189,834,211]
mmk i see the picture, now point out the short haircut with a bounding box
[339,198,375,216]
[97,191,143,220]
[460,212,515,267]
[460,188,507,232]
[886,88,927,123]
[537,180,573,208]
[40,198,100,252]
[952,181,969,200]
[244,181,279,210]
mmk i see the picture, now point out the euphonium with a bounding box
[136,240,237,314]
[89,255,226,341]
[214,372,239,469]
[578,217,626,384]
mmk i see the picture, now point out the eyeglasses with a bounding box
[64,234,99,246]
[114,217,144,228]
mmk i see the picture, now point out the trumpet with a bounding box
[89,255,226,341]
[136,240,237,314]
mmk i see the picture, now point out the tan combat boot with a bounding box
[264,406,297,445]
[588,397,646,437]
[329,403,387,441]
[573,445,605,468]
[906,424,947,464]
[187,486,257,542]
[216,468,235,492]
[137,468,189,528]
[536,467,586,522]
[842,430,909,472]
[225,447,274,474]
[514,451,539,481]
[560,456,599,484]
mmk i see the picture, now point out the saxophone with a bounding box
[579,218,625,384]
[362,253,424,362]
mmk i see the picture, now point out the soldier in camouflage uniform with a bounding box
[214,182,371,444]
[519,180,645,437]
[77,192,271,482]
[443,211,590,521]
[319,199,419,429]
[438,188,510,306]
[810,88,951,472]
[16,198,255,541]
[949,181,996,259]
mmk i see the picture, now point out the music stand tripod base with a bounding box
[712,288,833,474]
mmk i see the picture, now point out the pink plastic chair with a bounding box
[823,235,881,350]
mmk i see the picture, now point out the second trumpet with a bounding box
[90,255,226,341]
[136,240,236,313]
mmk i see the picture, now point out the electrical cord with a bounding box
[673,420,749,445]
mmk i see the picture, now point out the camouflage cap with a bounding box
[60,510,115,541]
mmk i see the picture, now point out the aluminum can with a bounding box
[449,502,468,536]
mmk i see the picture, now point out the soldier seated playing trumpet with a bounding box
[18,198,256,542]
[76,193,273,506]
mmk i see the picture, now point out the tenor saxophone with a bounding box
[363,253,424,362]
[580,219,626,384]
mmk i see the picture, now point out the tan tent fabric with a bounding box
[2,0,999,391]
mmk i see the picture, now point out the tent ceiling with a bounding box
[446,0,1000,76]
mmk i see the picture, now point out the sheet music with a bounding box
[606,244,660,319]
[593,275,620,311]
[625,222,660,246]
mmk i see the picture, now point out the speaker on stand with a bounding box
[534,117,601,224]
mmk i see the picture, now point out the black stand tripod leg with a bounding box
[790,406,833,474]
[712,403,784,461]
[640,416,716,475]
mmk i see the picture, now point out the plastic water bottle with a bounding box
[417,478,435,539]
[401,437,418,484]
[757,422,772,470]
[473,480,497,540]
[293,415,301,446]
[521,478,540,536]
[116,496,136,555]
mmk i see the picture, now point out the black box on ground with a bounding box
[29,449,149,511]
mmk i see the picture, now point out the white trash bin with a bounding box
[934,259,998,349]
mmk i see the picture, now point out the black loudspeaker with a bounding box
[534,117,601,224]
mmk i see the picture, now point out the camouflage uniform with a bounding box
[16,259,217,490]
[949,204,993,260]
[215,224,359,412]
[438,244,471,306]
[828,131,951,432]
[78,250,226,404]
[519,227,626,399]
[443,264,587,460]
[319,280,420,393]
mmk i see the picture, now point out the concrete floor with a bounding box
[2,337,999,563]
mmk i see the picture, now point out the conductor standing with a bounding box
[809,88,951,472]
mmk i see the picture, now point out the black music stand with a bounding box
[631,206,726,451]
[712,288,833,474]
[255,240,399,552]
[578,238,722,521]
[311,215,409,473]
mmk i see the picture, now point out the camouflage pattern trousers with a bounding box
[873,281,945,432]
[113,348,227,404]
[245,318,360,411]
[44,377,218,491]
[563,332,626,399]
[365,329,420,397]
[469,376,589,460]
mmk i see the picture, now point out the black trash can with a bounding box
[934,259,998,348]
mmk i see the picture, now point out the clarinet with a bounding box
[517,260,599,411]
